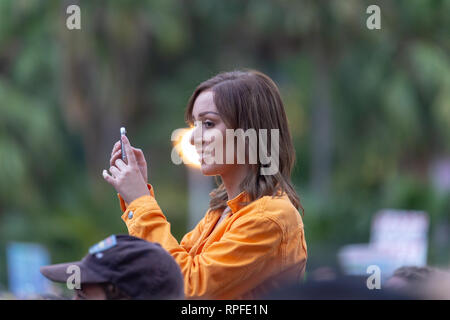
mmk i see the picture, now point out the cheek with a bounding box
[203,128,226,153]
[84,286,107,300]
[203,127,225,143]
[204,135,244,165]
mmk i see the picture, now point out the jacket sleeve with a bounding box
[117,184,204,255]
[118,190,284,299]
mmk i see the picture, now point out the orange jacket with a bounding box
[118,185,307,299]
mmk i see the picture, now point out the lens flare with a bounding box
[173,128,201,168]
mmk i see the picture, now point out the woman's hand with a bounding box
[109,139,148,183]
[103,135,150,204]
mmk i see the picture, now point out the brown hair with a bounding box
[391,266,436,283]
[185,70,303,213]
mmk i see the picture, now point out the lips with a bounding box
[196,147,213,157]
[198,150,214,164]
[200,152,212,160]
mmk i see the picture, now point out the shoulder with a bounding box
[258,193,304,232]
[227,192,304,235]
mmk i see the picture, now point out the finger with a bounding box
[122,135,137,165]
[115,159,127,171]
[132,147,143,156]
[132,147,145,162]
[110,150,122,167]
[109,166,121,178]
[102,169,116,186]
[111,141,121,156]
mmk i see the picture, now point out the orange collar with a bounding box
[226,191,251,214]
[225,188,284,214]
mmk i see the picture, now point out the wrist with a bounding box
[123,187,151,204]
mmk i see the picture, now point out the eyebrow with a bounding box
[192,111,220,120]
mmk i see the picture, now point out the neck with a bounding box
[220,165,250,201]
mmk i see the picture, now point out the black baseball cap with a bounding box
[40,235,185,300]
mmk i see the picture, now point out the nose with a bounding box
[190,127,205,157]
[189,125,202,146]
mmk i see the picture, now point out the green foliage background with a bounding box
[0,0,449,286]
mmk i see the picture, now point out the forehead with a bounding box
[192,91,217,117]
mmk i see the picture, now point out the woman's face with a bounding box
[73,283,107,300]
[190,90,234,176]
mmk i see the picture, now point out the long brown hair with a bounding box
[185,70,303,213]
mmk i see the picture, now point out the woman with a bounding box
[103,70,307,299]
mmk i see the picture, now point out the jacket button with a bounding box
[128,211,134,219]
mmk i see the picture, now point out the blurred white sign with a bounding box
[338,209,429,278]
[7,242,52,299]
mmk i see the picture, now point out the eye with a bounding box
[204,120,215,128]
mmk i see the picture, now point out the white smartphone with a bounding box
[120,127,127,161]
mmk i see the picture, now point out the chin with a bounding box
[200,163,223,176]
